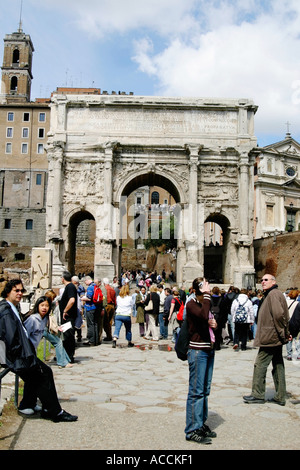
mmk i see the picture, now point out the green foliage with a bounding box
[143,214,177,250]
[37,339,53,361]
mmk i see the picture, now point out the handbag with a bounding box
[144,295,153,311]
[49,315,59,335]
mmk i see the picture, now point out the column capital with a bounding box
[105,140,119,152]
[238,151,251,166]
[188,156,199,169]
[185,143,202,157]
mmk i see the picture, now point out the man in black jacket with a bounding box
[289,302,300,340]
[0,279,78,422]
[59,271,78,360]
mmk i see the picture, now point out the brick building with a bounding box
[0,24,50,256]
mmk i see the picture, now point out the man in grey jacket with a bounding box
[243,274,290,406]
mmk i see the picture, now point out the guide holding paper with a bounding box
[59,271,78,363]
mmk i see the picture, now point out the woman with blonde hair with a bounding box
[144,285,160,341]
[112,284,134,348]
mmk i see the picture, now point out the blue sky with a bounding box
[1,0,300,146]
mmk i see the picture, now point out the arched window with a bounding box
[13,49,19,64]
[151,191,159,204]
[10,76,18,91]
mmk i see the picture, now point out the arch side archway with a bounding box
[67,209,95,275]
[204,212,231,283]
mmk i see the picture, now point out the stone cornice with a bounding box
[51,93,257,113]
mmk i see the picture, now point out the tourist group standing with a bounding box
[1,269,298,445]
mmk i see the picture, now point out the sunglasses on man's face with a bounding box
[260,278,272,282]
[13,288,25,293]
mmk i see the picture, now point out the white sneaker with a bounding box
[19,408,35,415]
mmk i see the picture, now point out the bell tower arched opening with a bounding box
[10,76,18,91]
[12,48,19,64]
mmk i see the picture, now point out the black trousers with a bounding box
[17,358,62,418]
[86,307,102,345]
[62,318,76,362]
[234,322,249,349]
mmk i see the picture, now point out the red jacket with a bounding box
[105,285,117,306]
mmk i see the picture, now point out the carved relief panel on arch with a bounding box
[63,162,105,200]
[199,165,239,201]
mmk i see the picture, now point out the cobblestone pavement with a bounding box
[1,321,300,452]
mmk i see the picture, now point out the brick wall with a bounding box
[74,245,95,275]
[254,231,300,290]
[0,207,46,247]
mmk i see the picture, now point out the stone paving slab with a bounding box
[1,321,300,451]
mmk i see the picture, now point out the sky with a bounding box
[1,0,300,147]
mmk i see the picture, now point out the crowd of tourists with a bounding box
[0,269,299,442]
[11,269,299,369]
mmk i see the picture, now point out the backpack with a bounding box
[235,300,248,323]
[93,285,103,304]
[175,317,189,361]
[175,298,184,321]
[211,297,221,316]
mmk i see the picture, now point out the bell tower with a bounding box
[1,19,34,103]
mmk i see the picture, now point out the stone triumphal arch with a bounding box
[45,93,258,287]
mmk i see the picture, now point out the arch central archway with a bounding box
[119,171,181,202]
[116,171,182,280]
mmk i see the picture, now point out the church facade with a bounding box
[253,133,300,239]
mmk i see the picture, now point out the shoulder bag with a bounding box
[144,294,153,311]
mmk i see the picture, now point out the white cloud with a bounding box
[37,0,198,38]
[10,0,300,140]
[130,0,300,139]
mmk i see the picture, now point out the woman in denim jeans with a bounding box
[112,284,134,348]
[185,278,217,445]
